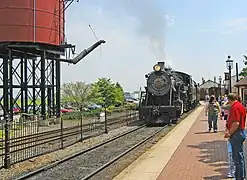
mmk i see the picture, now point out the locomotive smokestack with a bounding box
[157,61,165,70]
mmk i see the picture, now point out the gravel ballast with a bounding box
[23,126,165,180]
[0,123,142,180]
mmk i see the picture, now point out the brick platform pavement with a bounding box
[157,108,229,180]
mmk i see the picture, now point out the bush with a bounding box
[61,108,102,120]
[61,106,129,120]
[124,103,138,110]
[112,107,125,113]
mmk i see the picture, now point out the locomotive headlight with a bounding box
[153,64,161,72]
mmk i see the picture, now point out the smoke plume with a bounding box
[117,0,169,61]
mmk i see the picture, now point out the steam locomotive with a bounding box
[139,62,200,126]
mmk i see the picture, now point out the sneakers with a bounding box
[227,172,234,178]
[227,173,247,179]
[208,129,218,133]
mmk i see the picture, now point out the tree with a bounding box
[114,82,124,106]
[239,55,247,77]
[90,78,116,107]
[61,81,92,107]
[90,78,125,107]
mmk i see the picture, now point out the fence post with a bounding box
[60,116,63,149]
[130,108,132,121]
[104,107,108,134]
[4,115,10,168]
[80,115,83,142]
[126,107,129,126]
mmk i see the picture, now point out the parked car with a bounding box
[60,107,73,113]
[27,105,48,114]
[87,104,102,110]
[13,106,20,114]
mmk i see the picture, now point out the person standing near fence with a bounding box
[224,93,246,180]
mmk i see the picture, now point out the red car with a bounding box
[13,107,20,114]
[60,107,73,113]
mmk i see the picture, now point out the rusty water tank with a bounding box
[0,0,64,46]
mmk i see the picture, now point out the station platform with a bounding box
[113,104,230,180]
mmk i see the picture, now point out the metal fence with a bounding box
[0,108,139,169]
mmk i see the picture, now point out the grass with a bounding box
[0,99,42,107]
[0,130,14,147]
[15,99,42,106]
[0,130,4,139]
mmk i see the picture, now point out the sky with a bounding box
[62,0,247,92]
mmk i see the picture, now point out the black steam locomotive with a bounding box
[139,62,200,126]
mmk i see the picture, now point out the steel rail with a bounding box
[0,114,139,149]
[2,113,134,143]
[81,125,168,180]
[16,123,146,180]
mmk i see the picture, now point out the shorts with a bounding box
[224,114,228,120]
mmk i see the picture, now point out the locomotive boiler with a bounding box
[139,62,200,126]
[174,71,199,112]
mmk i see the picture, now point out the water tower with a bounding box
[0,0,106,120]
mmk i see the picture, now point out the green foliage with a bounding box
[61,109,101,120]
[114,82,125,106]
[61,81,92,107]
[0,130,13,140]
[61,107,127,120]
[61,78,125,111]
[90,78,124,107]
[0,130,4,139]
[240,55,247,77]
[125,103,138,110]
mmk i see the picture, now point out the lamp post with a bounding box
[223,80,226,95]
[226,55,234,93]
[218,76,222,96]
[236,62,240,95]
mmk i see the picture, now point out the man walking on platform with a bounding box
[224,93,246,180]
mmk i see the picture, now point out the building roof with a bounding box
[200,79,219,86]
[235,76,247,87]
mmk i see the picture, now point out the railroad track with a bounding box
[15,124,166,180]
[3,113,137,146]
[0,113,140,167]
[13,107,197,180]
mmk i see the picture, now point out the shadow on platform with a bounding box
[194,130,225,135]
[187,140,228,180]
